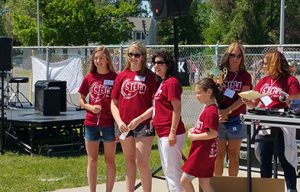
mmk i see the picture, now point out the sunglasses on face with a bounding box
[229,54,242,59]
[152,61,165,65]
[128,52,142,58]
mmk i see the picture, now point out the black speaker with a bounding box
[35,86,61,116]
[150,0,192,20]
[0,37,13,71]
[34,80,67,111]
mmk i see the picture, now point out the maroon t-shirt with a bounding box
[182,104,219,178]
[221,70,252,117]
[152,77,186,137]
[255,75,300,109]
[78,71,117,127]
[111,69,158,124]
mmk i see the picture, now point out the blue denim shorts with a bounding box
[218,123,247,140]
[84,125,115,142]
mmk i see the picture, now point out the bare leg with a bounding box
[135,136,154,192]
[199,178,215,192]
[214,140,227,176]
[85,140,100,192]
[120,136,137,192]
[103,141,116,192]
[227,139,242,176]
[180,174,195,192]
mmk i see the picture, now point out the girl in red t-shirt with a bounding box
[78,46,117,192]
[181,78,222,192]
[111,41,158,192]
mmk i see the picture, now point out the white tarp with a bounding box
[32,57,83,93]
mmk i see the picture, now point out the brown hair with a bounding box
[220,42,246,71]
[263,50,290,78]
[195,77,223,106]
[124,41,148,75]
[89,46,115,73]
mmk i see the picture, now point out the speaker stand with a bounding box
[0,70,6,154]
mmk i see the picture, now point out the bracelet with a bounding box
[171,128,176,133]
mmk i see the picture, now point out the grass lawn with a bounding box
[0,137,192,192]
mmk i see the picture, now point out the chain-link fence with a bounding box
[7,44,300,125]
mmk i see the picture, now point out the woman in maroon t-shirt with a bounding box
[78,46,117,192]
[242,50,300,192]
[111,41,158,192]
[151,51,186,191]
[214,42,252,177]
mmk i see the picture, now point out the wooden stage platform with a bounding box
[4,107,85,155]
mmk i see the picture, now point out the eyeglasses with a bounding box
[229,54,242,59]
[128,52,142,58]
[152,61,165,65]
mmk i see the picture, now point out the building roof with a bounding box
[127,17,153,31]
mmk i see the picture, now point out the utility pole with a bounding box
[279,0,285,45]
[37,0,41,47]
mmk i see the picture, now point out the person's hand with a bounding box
[89,105,101,114]
[241,98,254,107]
[219,109,229,122]
[118,123,129,133]
[127,117,142,130]
[168,131,176,146]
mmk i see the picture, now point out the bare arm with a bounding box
[188,128,218,141]
[79,94,101,114]
[127,107,153,130]
[219,85,251,121]
[111,99,128,132]
[168,99,181,146]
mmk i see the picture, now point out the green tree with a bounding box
[204,0,300,44]
[156,0,211,45]
[5,0,138,46]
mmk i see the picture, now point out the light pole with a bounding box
[37,0,40,47]
[279,0,285,45]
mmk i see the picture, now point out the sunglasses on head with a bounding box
[128,52,142,58]
[229,54,242,59]
[152,61,165,65]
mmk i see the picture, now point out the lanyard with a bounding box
[267,77,279,94]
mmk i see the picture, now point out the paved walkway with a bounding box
[51,168,299,192]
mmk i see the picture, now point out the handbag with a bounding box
[224,115,243,134]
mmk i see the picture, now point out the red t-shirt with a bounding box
[182,104,219,178]
[255,75,300,109]
[152,77,186,137]
[78,71,117,127]
[221,70,252,117]
[111,69,158,124]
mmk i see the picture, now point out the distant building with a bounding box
[126,17,157,45]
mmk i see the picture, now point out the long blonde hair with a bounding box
[124,41,148,75]
[220,42,246,71]
[89,46,115,73]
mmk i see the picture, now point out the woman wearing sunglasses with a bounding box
[111,41,158,192]
[214,42,252,177]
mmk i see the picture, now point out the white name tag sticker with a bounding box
[104,80,114,86]
[224,88,235,98]
[261,95,272,107]
[134,75,145,82]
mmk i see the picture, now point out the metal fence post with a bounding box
[215,41,220,67]
[119,43,124,72]
[46,46,50,80]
